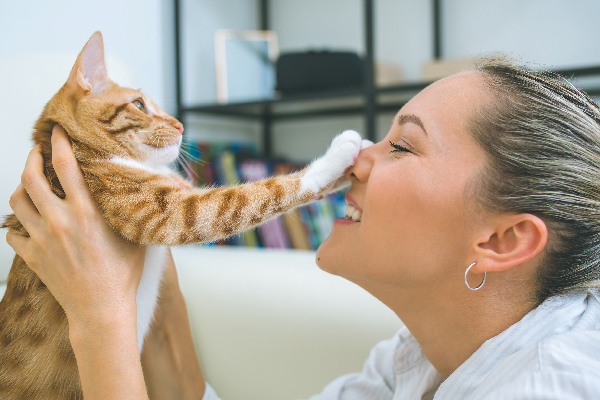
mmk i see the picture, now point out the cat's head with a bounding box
[39,31,183,167]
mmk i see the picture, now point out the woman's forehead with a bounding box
[406,72,485,112]
[396,72,487,139]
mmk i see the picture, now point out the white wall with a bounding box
[444,0,600,68]
[0,1,171,108]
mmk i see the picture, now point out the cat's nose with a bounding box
[173,122,184,135]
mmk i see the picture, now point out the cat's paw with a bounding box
[328,129,363,159]
[319,139,374,195]
[300,130,362,194]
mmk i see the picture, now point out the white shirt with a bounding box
[202,289,600,400]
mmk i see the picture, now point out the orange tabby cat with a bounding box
[0,31,364,399]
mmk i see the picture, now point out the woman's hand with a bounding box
[6,125,146,328]
[6,125,149,400]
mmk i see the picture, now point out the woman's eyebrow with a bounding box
[397,114,428,136]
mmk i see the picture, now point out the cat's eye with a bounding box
[132,99,145,113]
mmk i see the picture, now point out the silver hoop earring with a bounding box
[464,262,486,291]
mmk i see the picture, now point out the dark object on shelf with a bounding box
[276,51,364,94]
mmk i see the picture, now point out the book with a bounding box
[298,204,321,250]
[282,209,311,250]
[238,156,291,249]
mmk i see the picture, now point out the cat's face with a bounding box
[53,31,183,167]
[72,83,183,166]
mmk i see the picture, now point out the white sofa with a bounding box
[0,246,402,400]
[0,247,402,400]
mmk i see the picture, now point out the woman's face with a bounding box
[316,72,490,291]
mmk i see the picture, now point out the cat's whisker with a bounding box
[176,155,199,182]
[175,152,189,168]
[180,149,201,162]
[178,148,203,164]
[180,157,204,168]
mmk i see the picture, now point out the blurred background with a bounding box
[3,0,600,277]
[2,0,600,274]
[1,2,600,398]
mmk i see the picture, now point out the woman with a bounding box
[7,60,600,399]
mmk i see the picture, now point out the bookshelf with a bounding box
[172,0,600,159]
[172,0,430,156]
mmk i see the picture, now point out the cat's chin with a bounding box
[142,142,182,167]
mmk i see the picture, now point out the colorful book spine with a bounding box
[238,158,292,249]
[282,209,311,250]
[298,205,321,250]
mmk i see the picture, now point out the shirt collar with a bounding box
[437,289,595,398]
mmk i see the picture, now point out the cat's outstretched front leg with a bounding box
[90,130,366,246]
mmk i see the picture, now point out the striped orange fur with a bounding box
[0,32,361,399]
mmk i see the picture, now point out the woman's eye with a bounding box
[132,100,145,112]
[389,141,411,154]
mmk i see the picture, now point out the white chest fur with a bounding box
[109,157,174,351]
[136,245,168,352]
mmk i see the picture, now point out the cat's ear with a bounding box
[66,31,112,94]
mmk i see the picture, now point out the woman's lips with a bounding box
[345,193,363,212]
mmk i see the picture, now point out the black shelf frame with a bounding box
[173,0,600,158]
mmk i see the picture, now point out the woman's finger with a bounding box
[20,144,56,215]
[9,184,41,232]
[6,230,32,263]
[51,126,92,203]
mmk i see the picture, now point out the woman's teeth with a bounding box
[344,204,362,222]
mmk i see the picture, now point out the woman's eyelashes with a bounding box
[389,141,412,154]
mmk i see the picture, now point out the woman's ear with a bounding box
[471,213,548,274]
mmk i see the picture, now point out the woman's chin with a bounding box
[315,229,351,276]
[315,235,331,272]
